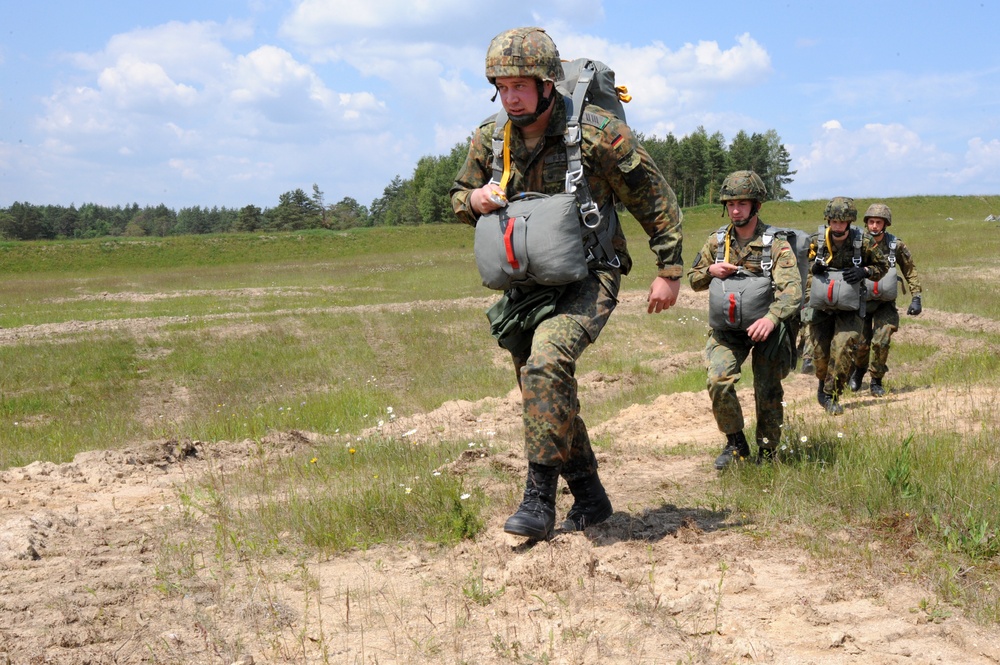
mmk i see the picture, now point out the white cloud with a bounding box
[791,121,957,198]
[97,55,199,110]
[942,138,1000,189]
[553,32,771,127]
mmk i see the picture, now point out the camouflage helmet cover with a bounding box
[719,170,767,203]
[824,196,858,223]
[485,27,562,84]
[863,202,892,227]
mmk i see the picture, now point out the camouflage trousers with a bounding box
[510,269,620,481]
[808,309,863,394]
[855,300,899,379]
[705,328,791,448]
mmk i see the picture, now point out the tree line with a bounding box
[0,128,793,241]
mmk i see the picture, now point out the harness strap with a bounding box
[886,233,897,267]
[818,225,862,266]
[714,224,773,276]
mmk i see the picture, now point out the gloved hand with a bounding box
[843,265,867,284]
[811,260,828,276]
[907,295,922,316]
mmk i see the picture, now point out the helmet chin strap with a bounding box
[506,80,553,128]
[726,201,760,226]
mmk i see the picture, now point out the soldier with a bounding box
[804,197,888,415]
[847,203,923,397]
[450,27,683,540]
[688,171,801,468]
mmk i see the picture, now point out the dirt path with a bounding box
[1,293,999,664]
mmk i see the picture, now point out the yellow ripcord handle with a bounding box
[616,85,632,104]
[499,120,512,190]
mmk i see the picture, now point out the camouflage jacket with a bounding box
[449,97,683,278]
[876,232,922,296]
[688,220,802,325]
[805,227,889,302]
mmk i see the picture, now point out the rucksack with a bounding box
[556,58,630,123]
[765,226,811,312]
[485,59,631,276]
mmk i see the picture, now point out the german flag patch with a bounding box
[611,134,624,149]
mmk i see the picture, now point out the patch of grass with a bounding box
[188,437,487,554]
[719,410,1000,622]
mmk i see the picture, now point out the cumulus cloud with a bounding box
[942,138,1000,190]
[791,121,960,198]
[552,31,771,128]
[97,56,199,110]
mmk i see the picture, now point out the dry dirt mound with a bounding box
[1,300,1000,663]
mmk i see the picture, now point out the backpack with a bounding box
[765,226,811,312]
[556,58,630,123]
[482,59,632,281]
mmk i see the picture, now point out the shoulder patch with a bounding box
[581,110,611,130]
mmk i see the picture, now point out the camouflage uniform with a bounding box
[451,96,683,478]
[804,230,888,396]
[688,220,801,450]
[856,232,922,380]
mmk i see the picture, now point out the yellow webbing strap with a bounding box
[723,223,733,263]
[824,226,833,259]
[499,120,512,190]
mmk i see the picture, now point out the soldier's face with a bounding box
[866,217,887,235]
[828,219,851,238]
[725,199,755,226]
[495,77,541,118]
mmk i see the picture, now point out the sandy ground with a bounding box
[1,290,999,664]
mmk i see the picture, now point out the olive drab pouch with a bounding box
[865,237,898,302]
[474,193,588,290]
[708,268,774,330]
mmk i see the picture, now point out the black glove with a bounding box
[907,295,922,316]
[811,260,828,276]
[843,265,867,284]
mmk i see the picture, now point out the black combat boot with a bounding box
[848,366,865,392]
[816,379,827,407]
[870,376,885,397]
[504,463,560,540]
[800,357,815,375]
[817,379,843,415]
[562,472,613,531]
[714,431,751,471]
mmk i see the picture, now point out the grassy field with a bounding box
[3,194,1000,622]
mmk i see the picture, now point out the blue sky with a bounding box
[1,0,998,211]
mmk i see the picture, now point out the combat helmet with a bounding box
[824,196,858,223]
[863,203,892,227]
[719,170,767,203]
[719,170,767,222]
[485,27,562,84]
